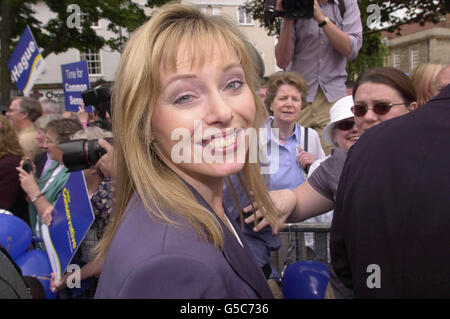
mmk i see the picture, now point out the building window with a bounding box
[80,49,102,75]
[410,48,419,69]
[212,6,221,16]
[393,53,400,68]
[199,6,220,16]
[238,7,253,25]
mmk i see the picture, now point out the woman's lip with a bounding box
[201,128,242,144]
[200,129,243,153]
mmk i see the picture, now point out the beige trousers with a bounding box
[298,87,336,155]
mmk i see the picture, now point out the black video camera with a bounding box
[264,0,314,25]
[58,137,112,172]
[81,84,112,117]
[81,84,113,131]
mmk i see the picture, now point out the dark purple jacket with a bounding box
[95,184,273,299]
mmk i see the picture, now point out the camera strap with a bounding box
[334,0,346,19]
[303,126,310,175]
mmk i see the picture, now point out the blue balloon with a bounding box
[0,214,32,261]
[16,250,57,299]
[282,260,330,299]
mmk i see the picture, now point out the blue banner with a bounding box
[8,26,46,96]
[41,170,95,282]
[61,60,92,112]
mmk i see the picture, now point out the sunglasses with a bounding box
[334,120,355,131]
[351,102,407,117]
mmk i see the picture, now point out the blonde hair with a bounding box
[410,63,443,107]
[0,114,23,158]
[95,2,280,260]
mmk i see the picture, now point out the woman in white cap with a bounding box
[308,95,359,176]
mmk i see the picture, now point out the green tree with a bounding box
[243,0,446,79]
[0,0,170,107]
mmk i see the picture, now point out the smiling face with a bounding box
[332,119,359,151]
[270,84,302,126]
[354,82,417,135]
[151,42,256,188]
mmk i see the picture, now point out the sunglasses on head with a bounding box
[351,102,407,117]
[334,120,355,131]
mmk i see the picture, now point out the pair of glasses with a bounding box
[351,102,408,117]
[334,120,355,131]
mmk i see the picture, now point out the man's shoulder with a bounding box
[19,126,37,137]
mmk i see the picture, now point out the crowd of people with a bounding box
[1,1,450,299]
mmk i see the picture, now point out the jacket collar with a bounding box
[186,182,274,299]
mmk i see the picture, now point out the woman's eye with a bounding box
[225,80,243,90]
[174,94,193,105]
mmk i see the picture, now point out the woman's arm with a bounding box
[243,181,334,234]
[50,255,105,292]
[16,166,54,225]
[274,0,294,69]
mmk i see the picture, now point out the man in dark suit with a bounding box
[331,84,450,298]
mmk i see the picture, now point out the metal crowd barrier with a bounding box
[270,222,331,274]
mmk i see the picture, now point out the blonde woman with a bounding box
[410,63,443,107]
[94,3,280,298]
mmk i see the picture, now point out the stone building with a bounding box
[383,14,450,74]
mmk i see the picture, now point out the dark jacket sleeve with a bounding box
[0,155,22,211]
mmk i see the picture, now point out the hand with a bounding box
[50,272,68,293]
[96,139,114,179]
[243,189,297,235]
[296,147,317,170]
[313,0,326,23]
[77,102,89,124]
[20,157,37,175]
[42,205,54,226]
[16,163,40,198]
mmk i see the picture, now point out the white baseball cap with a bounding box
[322,95,355,147]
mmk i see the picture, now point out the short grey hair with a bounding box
[40,99,63,115]
[15,96,43,122]
[35,114,64,130]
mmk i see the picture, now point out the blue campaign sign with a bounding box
[41,170,95,282]
[61,60,92,112]
[8,26,46,96]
